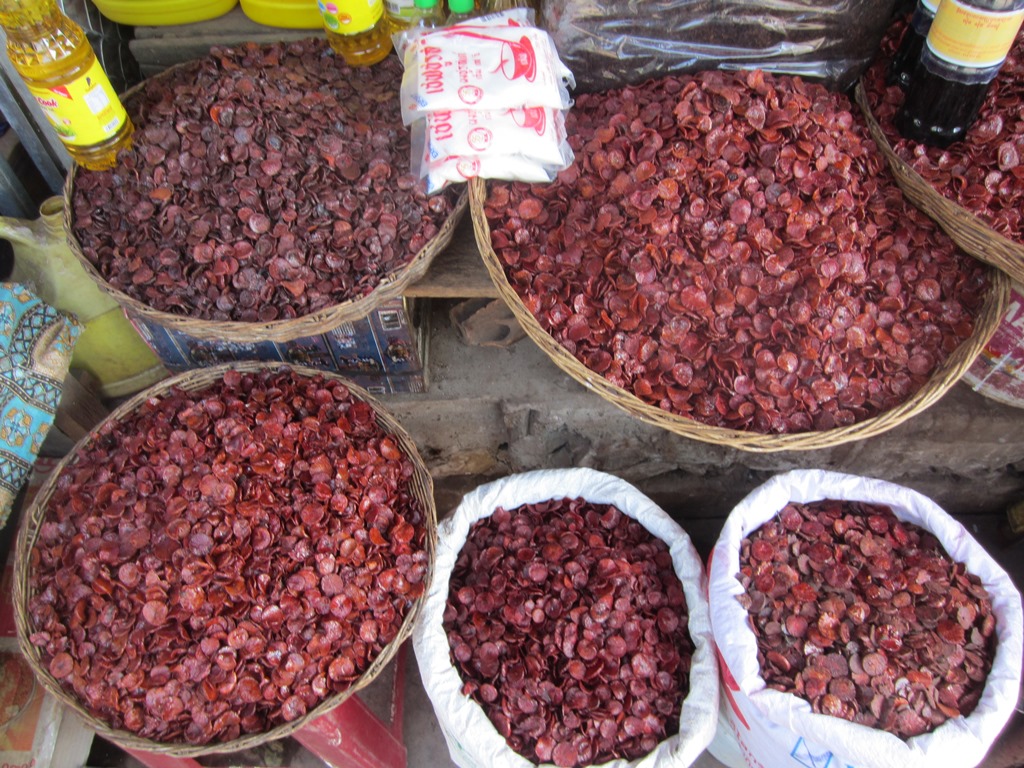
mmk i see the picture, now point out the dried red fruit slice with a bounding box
[740,498,995,739]
[27,369,427,746]
[445,498,692,766]
[486,68,988,436]
[72,42,459,323]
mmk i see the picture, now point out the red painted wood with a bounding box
[292,643,408,768]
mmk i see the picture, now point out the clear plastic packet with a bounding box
[392,6,535,60]
[411,107,575,193]
[421,153,560,194]
[400,23,575,125]
[410,106,574,174]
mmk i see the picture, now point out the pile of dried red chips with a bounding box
[26,368,429,745]
[484,69,989,435]
[738,499,995,738]
[863,22,1024,242]
[444,497,693,768]
[71,40,459,323]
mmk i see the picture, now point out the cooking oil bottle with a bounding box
[407,0,446,28]
[384,0,416,32]
[446,0,478,24]
[0,0,132,171]
[319,0,393,66]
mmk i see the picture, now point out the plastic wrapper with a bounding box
[421,154,558,193]
[400,23,574,125]
[708,469,1024,768]
[393,6,535,59]
[410,107,574,192]
[963,281,1024,409]
[541,0,896,93]
[413,468,719,768]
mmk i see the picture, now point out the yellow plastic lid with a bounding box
[239,0,323,29]
[91,0,239,26]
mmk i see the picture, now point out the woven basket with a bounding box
[855,83,1024,285]
[470,177,1010,453]
[62,57,468,344]
[13,362,436,757]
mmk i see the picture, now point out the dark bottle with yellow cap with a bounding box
[896,0,1024,147]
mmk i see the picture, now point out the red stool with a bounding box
[123,643,408,768]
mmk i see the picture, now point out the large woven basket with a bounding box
[13,362,436,757]
[855,83,1024,286]
[63,56,467,344]
[470,177,1009,453]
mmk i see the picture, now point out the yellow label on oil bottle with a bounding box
[26,58,127,147]
[319,0,384,35]
[927,0,1024,68]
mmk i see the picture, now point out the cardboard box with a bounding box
[129,298,429,393]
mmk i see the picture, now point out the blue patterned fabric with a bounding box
[0,283,80,527]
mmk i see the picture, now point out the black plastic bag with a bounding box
[542,0,896,93]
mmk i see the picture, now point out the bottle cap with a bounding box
[414,0,438,8]
[448,0,474,12]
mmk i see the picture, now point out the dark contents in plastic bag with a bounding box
[542,0,896,93]
[738,499,996,738]
[444,498,693,768]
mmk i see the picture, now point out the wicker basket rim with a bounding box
[854,81,1024,284]
[13,362,437,757]
[469,177,1009,453]
[62,54,467,343]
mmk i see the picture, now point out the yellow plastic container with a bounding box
[3,198,167,399]
[0,0,133,171]
[240,0,323,29]
[90,0,238,26]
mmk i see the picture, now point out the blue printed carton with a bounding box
[128,298,427,394]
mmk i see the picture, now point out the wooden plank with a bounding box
[406,217,498,299]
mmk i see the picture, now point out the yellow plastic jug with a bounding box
[3,197,167,398]
[90,0,238,26]
[240,0,323,29]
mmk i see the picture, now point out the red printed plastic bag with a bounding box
[400,24,574,125]
[414,107,571,168]
[420,154,558,194]
[410,107,573,192]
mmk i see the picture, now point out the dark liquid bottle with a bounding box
[896,0,1024,147]
[888,0,939,89]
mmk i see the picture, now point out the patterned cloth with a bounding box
[0,283,80,527]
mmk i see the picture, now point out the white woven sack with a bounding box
[708,469,1023,768]
[413,467,719,768]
